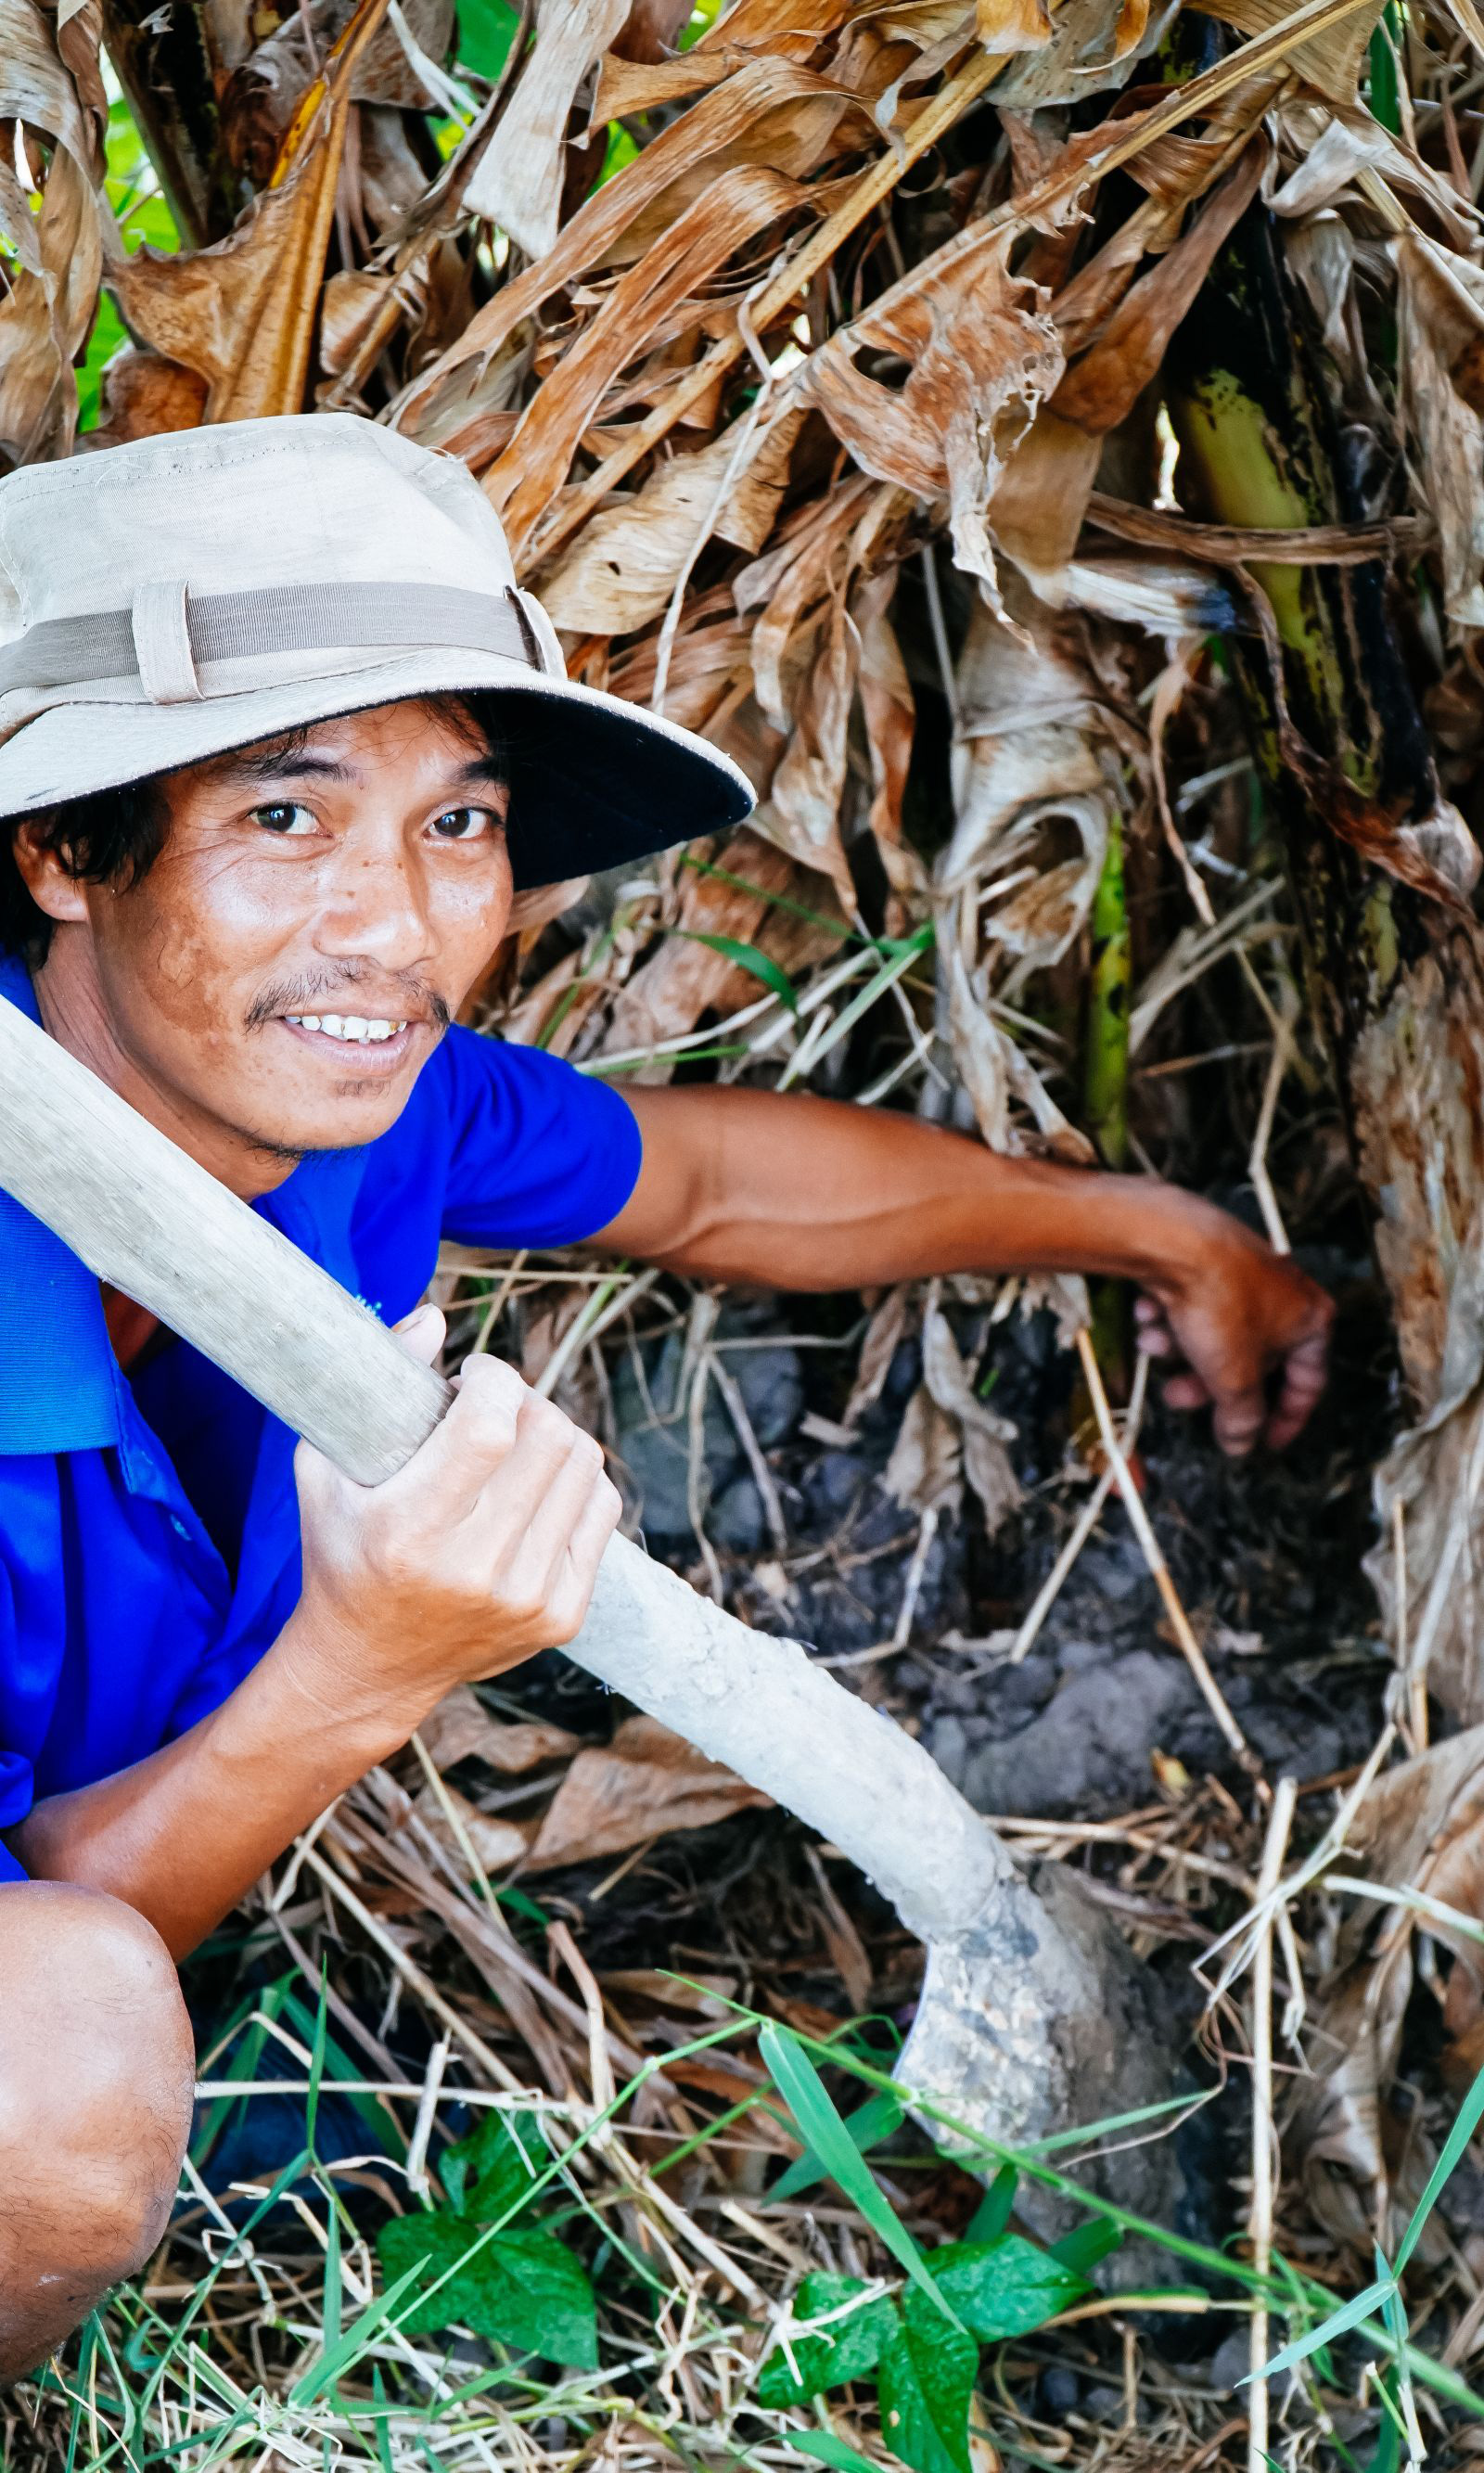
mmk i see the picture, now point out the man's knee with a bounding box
[0,1884,194,2370]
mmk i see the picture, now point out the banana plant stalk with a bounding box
[1165,201,1484,1720]
[1085,810,1132,1173]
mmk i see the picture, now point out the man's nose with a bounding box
[313,837,435,972]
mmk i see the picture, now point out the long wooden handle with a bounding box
[0,993,1010,1940]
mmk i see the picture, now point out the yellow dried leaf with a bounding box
[1051,143,1264,436]
[1187,0,1384,104]
[590,46,744,120]
[977,0,1053,50]
[490,168,810,562]
[109,120,347,420]
[462,0,631,261]
[400,54,871,442]
[537,405,804,634]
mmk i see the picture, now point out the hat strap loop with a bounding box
[132,582,203,707]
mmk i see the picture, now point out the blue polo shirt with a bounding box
[0,954,643,1884]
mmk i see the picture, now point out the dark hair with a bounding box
[1,776,167,965]
[1,693,510,966]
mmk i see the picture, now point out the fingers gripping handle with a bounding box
[0,993,1013,1941]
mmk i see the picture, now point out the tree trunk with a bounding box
[1166,204,1484,1723]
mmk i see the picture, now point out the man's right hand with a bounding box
[287,1305,620,1735]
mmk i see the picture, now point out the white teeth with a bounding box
[287,1012,407,1043]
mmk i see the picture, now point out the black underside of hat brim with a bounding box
[498,696,752,891]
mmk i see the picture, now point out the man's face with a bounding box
[19,698,513,1178]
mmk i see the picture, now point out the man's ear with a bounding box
[10,819,91,926]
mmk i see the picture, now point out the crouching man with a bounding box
[0,417,1331,2375]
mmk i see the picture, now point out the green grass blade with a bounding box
[305,1969,330,2158]
[674,930,799,1012]
[771,2090,905,2203]
[322,2183,343,2359]
[760,2023,962,2330]
[1395,2057,1484,2274]
[370,2365,397,2473]
[1246,2275,1394,2385]
[785,2433,884,2473]
[290,2255,431,2406]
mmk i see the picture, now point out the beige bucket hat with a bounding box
[0,415,754,888]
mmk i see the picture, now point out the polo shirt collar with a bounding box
[0,953,121,1453]
[0,950,370,1456]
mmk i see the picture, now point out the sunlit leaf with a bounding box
[876,2287,979,2473]
[756,2274,897,2407]
[376,2216,597,2366]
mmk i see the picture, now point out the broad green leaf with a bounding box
[772,2091,904,2203]
[757,2274,896,2406]
[454,0,521,77]
[77,296,128,433]
[377,2217,597,2366]
[876,2288,978,2473]
[673,930,799,1012]
[928,2236,1089,2342]
[441,2108,544,2219]
[761,2024,960,2327]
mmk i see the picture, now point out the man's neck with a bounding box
[31,937,293,1203]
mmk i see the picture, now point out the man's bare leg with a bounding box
[0,1883,195,2380]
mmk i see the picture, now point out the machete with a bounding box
[0,989,1177,2204]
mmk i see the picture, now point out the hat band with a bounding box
[0,582,544,705]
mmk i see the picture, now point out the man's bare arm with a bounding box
[10,1627,419,1959]
[593,1085,1333,1456]
[7,1319,620,1956]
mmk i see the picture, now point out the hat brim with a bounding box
[0,648,755,889]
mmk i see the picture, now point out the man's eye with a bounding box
[251,801,318,837]
[430,806,498,841]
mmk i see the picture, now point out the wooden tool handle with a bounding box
[0,993,1010,1940]
[0,994,451,1484]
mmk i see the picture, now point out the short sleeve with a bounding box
[438,1029,643,1250]
[0,1570,31,1883]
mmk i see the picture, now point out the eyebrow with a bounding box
[454,754,508,789]
[210,750,507,793]
[211,746,353,788]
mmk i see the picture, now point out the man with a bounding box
[0,416,1330,2374]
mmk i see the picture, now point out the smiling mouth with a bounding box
[279,1013,419,1068]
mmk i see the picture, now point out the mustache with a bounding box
[245,967,452,1032]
